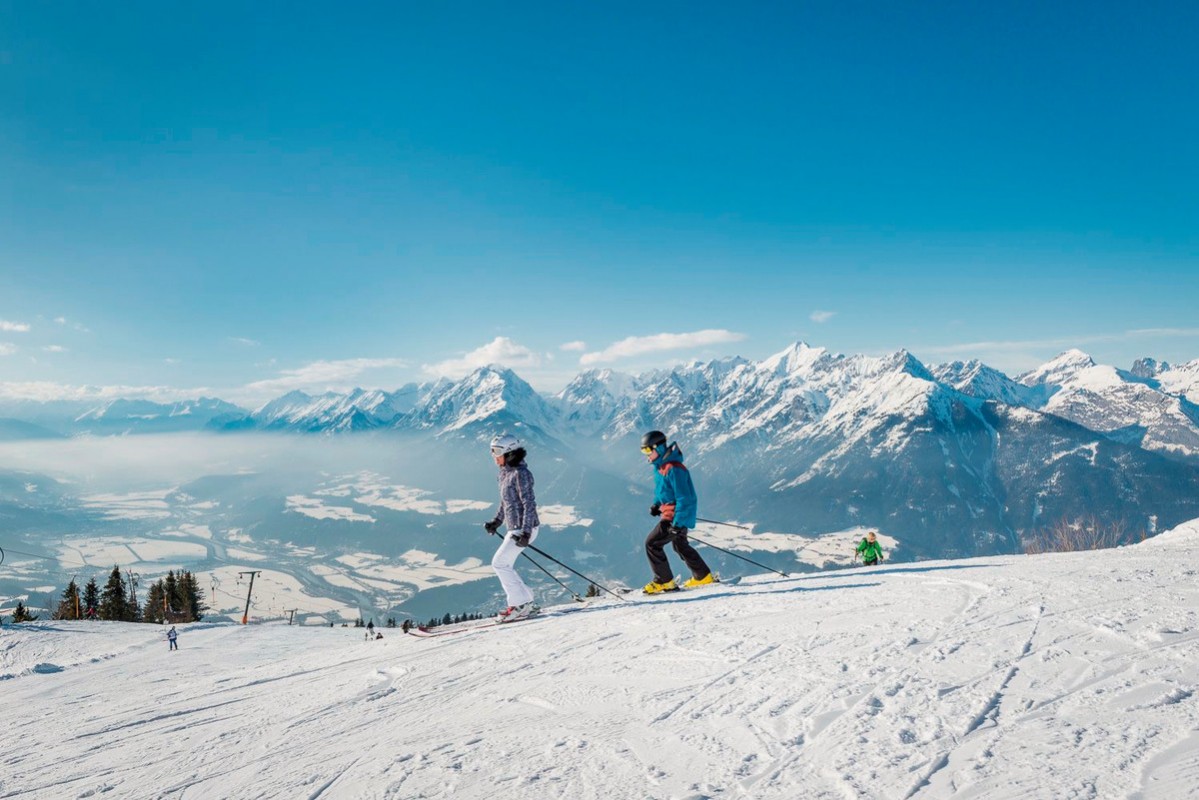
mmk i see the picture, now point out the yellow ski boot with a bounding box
[642,578,679,595]
[682,573,718,589]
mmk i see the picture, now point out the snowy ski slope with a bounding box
[3,520,1199,799]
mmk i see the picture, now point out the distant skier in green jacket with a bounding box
[855,531,884,566]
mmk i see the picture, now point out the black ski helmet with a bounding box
[640,430,667,450]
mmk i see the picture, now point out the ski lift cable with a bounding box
[0,543,171,595]
[207,583,320,620]
[1,550,103,598]
[0,544,91,568]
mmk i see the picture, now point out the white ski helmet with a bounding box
[489,432,523,457]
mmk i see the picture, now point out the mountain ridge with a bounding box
[6,344,1199,559]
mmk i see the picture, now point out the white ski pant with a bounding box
[492,527,539,606]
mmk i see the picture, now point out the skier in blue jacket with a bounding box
[640,430,715,594]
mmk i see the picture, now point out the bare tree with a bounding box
[1023,515,1139,554]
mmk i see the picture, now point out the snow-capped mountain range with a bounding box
[1015,349,1199,456]
[0,396,244,438]
[9,343,1195,461]
[5,343,1199,558]
[210,344,1199,465]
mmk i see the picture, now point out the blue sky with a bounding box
[1,2,1196,404]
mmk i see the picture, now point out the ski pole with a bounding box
[687,533,790,578]
[519,552,584,602]
[696,517,752,531]
[523,544,629,602]
[488,531,590,603]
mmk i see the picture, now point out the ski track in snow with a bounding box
[3,523,1199,799]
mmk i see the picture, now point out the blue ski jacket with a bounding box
[651,444,698,529]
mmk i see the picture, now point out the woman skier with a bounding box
[482,433,541,621]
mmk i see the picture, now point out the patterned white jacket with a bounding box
[489,463,540,532]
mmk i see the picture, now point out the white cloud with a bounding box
[422,337,542,379]
[810,310,837,324]
[919,327,1199,358]
[0,343,16,356]
[560,340,587,352]
[52,316,90,333]
[228,337,261,347]
[1,320,31,333]
[42,345,67,353]
[579,329,747,366]
[238,357,410,401]
[1126,327,1199,339]
[0,382,209,403]
[164,358,180,366]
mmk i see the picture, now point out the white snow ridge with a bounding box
[5,521,1199,799]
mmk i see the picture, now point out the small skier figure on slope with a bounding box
[482,433,541,622]
[167,625,178,651]
[855,531,885,566]
[640,430,715,594]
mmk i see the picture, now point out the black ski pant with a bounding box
[646,520,711,583]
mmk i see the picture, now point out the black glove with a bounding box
[669,525,688,541]
[513,530,531,548]
[650,503,661,517]
[483,520,501,535]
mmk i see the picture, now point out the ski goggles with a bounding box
[640,445,656,455]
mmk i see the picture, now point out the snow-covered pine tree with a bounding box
[126,588,142,623]
[163,570,179,620]
[54,579,81,620]
[178,571,207,622]
[143,579,166,623]
[13,600,38,622]
[99,566,129,621]
[82,577,100,619]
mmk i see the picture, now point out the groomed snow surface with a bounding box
[4,522,1199,800]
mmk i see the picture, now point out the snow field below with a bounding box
[3,521,1199,799]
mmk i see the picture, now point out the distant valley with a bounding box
[3,343,1198,623]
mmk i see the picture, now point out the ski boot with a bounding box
[497,602,539,623]
[682,572,718,589]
